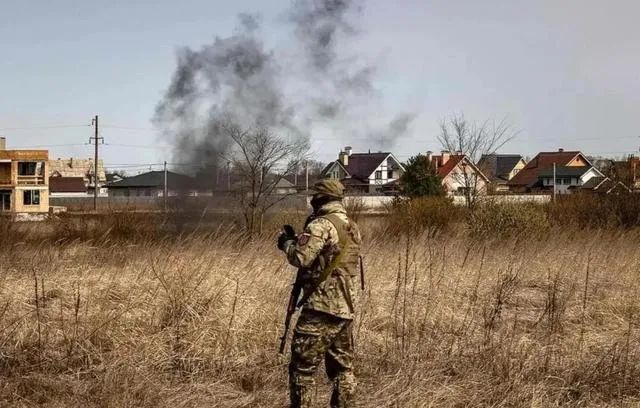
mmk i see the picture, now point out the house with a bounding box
[106,170,198,197]
[477,154,527,192]
[508,149,604,194]
[580,177,632,194]
[598,156,640,191]
[49,177,88,197]
[273,178,298,195]
[428,151,490,196]
[105,172,124,184]
[49,158,107,196]
[0,137,50,219]
[537,166,604,194]
[320,146,405,194]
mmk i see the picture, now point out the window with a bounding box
[387,170,394,179]
[23,190,40,205]
[375,170,383,180]
[18,162,37,176]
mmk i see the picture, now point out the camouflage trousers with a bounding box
[289,309,355,408]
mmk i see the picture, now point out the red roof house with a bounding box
[428,151,489,195]
[507,149,600,193]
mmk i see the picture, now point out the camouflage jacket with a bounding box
[284,201,362,320]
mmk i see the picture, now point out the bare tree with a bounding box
[438,113,516,208]
[224,123,309,234]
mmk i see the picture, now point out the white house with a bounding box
[321,147,405,194]
[538,166,605,194]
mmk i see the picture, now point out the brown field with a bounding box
[2,214,640,407]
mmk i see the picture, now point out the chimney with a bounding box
[344,146,353,156]
[558,148,564,153]
[426,150,433,162]
[0,137,5,150]
[339,150,349,167]
[441,150,451,166]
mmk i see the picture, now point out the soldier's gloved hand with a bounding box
[277,225,297,251]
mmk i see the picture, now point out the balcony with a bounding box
[17,175,46,185]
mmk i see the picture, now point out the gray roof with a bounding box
[581,177,607,189]
[107,171,196,189]
[478,154,523,181]
[538,166,590,178]
[322,152,400,182]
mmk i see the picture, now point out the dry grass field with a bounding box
[2,213,640,407]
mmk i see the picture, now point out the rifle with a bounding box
[359,255,365,291]
[279,224,302,355]
[279,269,304,354]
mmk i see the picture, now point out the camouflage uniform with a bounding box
[283,199,362,408]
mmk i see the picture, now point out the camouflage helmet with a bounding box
[311,179,345,199]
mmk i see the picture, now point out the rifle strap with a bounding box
[296,214,348,308]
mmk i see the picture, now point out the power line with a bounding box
[104,143,171,149]
[0,124,90,131]
[101,125,155,131]
[12,143,90,149]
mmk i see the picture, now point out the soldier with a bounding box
[277,179,362,408]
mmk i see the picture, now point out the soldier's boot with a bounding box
[289,366,314,408]
[330,370,356,408]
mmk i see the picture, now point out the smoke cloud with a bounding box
[155,0,415,182]
[154,15,304,188]
[370,113,416,151]
[288,0,413,146]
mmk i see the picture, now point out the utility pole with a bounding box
[305,160,309,192]
[553,162,557,202]
[163,161,168,213]
[227,161,231,192]
[90,115,103,212]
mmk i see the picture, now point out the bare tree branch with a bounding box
[223,122,309,234]
[438,113,517,208]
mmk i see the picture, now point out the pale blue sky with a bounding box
[1,0,639,173]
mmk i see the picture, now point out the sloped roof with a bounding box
[49,158,106,183]
[321,152,402,181]
[274,178,295,188]
[435,155,465,178]
[107,171,196,190]
[105,173,123,183]
[478,154,524,181]
[49,177,87,193]
[508,151,586,187]
[431,154,489,181]
[538,166,590,178]
[344,153,391,180]
[581,177,607,190]
[581,177,632,193]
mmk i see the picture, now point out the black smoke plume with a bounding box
[154,15,304,190]
[156,1,415,184]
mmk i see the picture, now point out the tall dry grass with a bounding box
[1,216,640,406]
